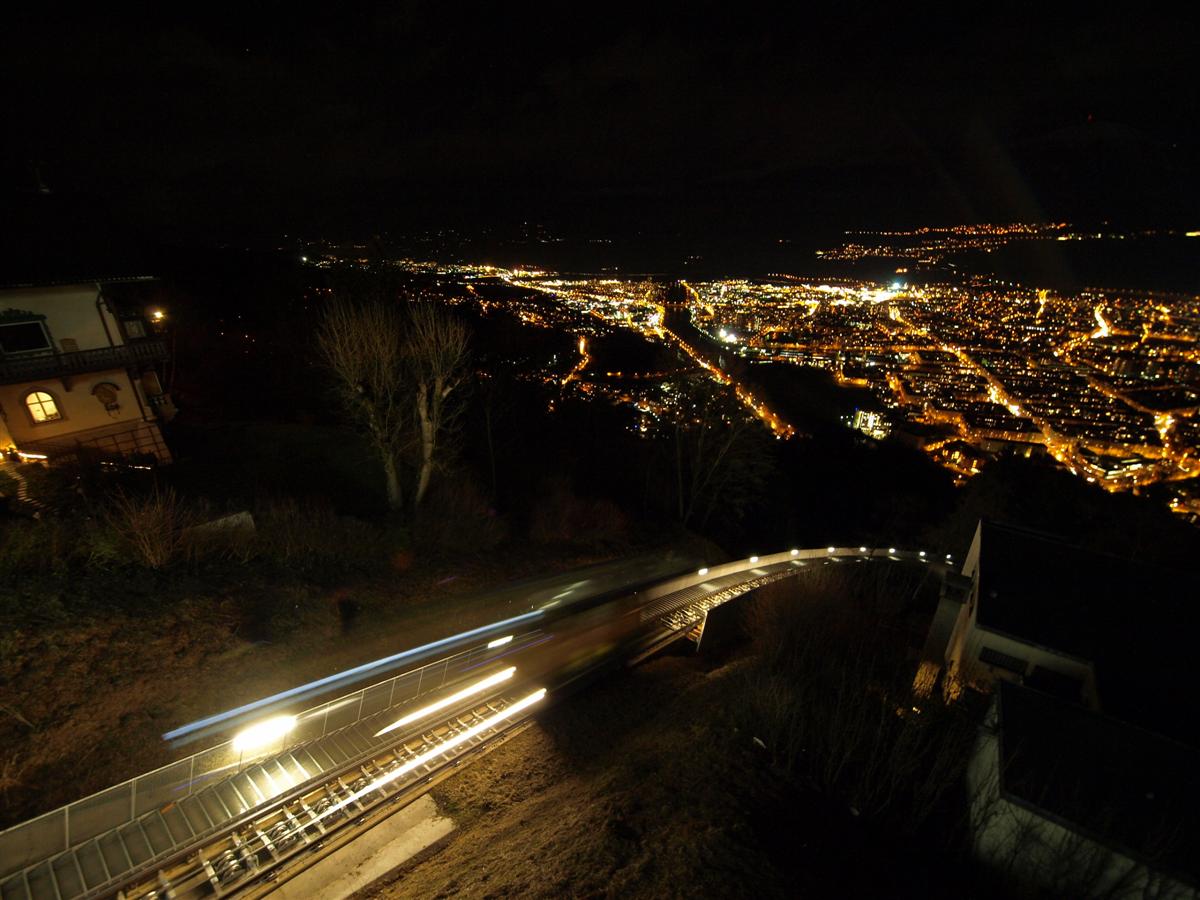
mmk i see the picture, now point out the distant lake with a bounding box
[433,231,1197,293]
[945,235,1199,294]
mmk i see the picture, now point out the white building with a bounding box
[915,521,1200,895]
[0,278,174,465]
[935,520,1099,708]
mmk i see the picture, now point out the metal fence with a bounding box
[0,339,167,382]
[0,636,512,877]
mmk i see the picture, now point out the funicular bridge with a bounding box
[0,545,948,900]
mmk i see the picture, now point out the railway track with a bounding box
[103,688,544,900]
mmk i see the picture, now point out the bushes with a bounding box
[105,487,197,569]
[736,566,978,836]
[0,488,407,599]
[530,478,629,549]
[0,518,75,577]
[412,477,507,554]
[1,489,208,575]
[253,497,397,575]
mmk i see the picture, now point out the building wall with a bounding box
[1,284,124,351]
[955,625,1098,707]
[943,563,980,697]
[1,283,170,463]
[0,368,150,446]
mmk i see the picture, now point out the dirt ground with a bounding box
[358,653,798,900]
[0,550,608,828]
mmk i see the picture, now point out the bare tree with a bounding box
[316,300,409,511]
[667,380,773,528]
[407,303,470,507]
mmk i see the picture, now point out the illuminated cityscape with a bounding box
[304,229,1200,520]
[5,9,1200,899]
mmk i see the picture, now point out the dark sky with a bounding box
[4,6,1198,241]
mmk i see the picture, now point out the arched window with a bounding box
[25,390,62,423]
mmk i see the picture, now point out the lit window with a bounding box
[25,391,62,423]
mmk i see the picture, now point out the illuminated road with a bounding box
[676,282,797,437]
[0,545,948,900]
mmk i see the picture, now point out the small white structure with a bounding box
[936,521,1098,708]
[0,279,174,464]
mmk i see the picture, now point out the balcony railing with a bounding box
[0,339,168,383]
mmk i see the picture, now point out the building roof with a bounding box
[975,521,1166,661]
[997,682,1200,885]
[974,520,1200,744]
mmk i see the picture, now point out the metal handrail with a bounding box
[0,639,491,877]
[0,339,167,382]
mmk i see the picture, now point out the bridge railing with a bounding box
[640,546,952,606]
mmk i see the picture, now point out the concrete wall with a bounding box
[956,625,1097,707]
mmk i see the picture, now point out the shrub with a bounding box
[737,567,977,835]
[78,518,125,570]
[413,477,507,553]
[253,498,393,575]
[0,518,74,577]
[105,486,196,569]
[529,478,629,549]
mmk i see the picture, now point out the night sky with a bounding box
[4,7,1198,241]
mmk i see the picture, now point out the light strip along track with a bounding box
[108,689,543,900]
[659,571,795,632]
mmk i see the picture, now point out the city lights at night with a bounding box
[2,8,1199,900]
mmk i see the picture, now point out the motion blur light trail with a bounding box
[324,687,548,821]
[231,715,296,754]
[375,667,516,737]
[163,610,543,743]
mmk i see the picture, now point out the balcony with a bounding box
[0,339,168,384]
